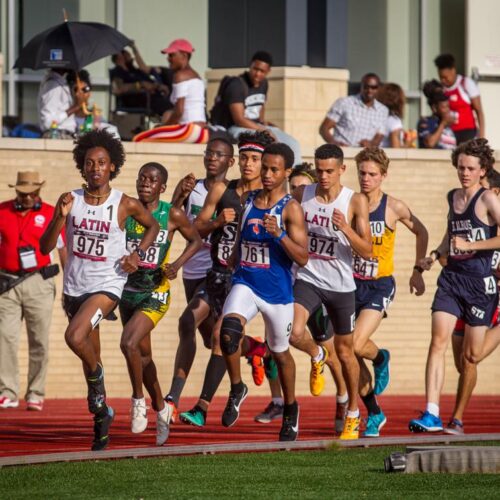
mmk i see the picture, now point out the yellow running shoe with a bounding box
[339,415,360,440]
[310,345,328,396]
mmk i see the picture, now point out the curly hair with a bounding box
[451,138,495,174]
[73,129,125,181]
[315,144,344,162]
[377,83,405,118]
[422,79,448,108]
[354,147,390,175]
[290,162,317,182]
[434,53,456,70]
[263,142,294,169]
[238,130,275,150]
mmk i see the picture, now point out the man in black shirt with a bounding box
[210,51,302,163]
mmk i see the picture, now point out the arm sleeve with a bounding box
[463,76,480,99]
[224,79,246,105]
[326,98,345,122]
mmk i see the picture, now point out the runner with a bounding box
[179,131,274,427]
[40,129,159,450]
[409,138,500,433]
[292,143,372,440]
[221,142,308,441]
[119,162,201,445]
[352,147,428,437]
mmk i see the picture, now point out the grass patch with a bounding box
[2,445,500,499]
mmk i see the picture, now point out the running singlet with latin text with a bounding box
[63,188,127,298]
[353,193,395,280]
[232,190,293,304]
[124,200,172,292]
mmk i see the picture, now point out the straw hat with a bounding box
[8,171,46,193]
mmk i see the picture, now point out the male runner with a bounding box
[40,130,159,450]
[179,131,273,427]
[119,162,201,445]
[409,138,500,432]
[292,143,372,440]
[352,147,428,437]
[221,142,308,441]
[164,136,235,416]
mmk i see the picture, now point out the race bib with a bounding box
[240,241,270,269]
[353,255,379,279]
[308,232,337,260]
[492,251,500,270]
[450,228,485,260]
[126,239,162,268]
[73,233,108,261]
[217,239,235,265]
[484,276,497,295]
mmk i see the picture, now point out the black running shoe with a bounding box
[87,364,106,414]
[279,405,299,442]
[221,384,248,427]
[91,406,114,451]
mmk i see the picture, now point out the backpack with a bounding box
[209,75,248,129]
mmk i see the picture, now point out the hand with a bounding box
[332,208,348,232]
[409,271,425,296]
[262,214,281,238]
[120,252,140,273]
[443,112,455,126]
[359,139,371,147]
[419,256,435,271]
[264,128,278,141]
[451,235,471,252]
[141,81,157,93]
[163,263,179,280]
[180,173,196,197]
[57,192,74,218]
[216,208,236,226]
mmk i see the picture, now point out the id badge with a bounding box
[19,246,38,270]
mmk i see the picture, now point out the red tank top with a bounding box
[444,75,476,132]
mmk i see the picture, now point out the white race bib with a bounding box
[73,232,108,261]
[240,241,270,269]
[308,232,337,260]
[353,255,379,279]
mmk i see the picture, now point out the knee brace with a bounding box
[220,316,243,355]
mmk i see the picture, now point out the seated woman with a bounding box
[377,83,406,148]
[417,80,456,150]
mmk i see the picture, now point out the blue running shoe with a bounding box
[363,411,387,437]
[408,411,443,433]
[373,349,390,395]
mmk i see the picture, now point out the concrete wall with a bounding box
[0,140,499,401]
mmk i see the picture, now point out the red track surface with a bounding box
[1,395,499,458]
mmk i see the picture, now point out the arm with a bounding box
[334,193,372,259]
[162,207,202,280]
[40,193,73,254]
[360,133,384,147]
[39,86,83,130]
[419,230,449,270]
[163,97,184,125]
[194,182,234,238]
[171,173,196,208]
[319,117,336,144]
[130,43,151,75]
[471,95,485,138]
[390,129,403,148]
[263,199,309,267]
[57,246,67,269]
[229,102,265,130]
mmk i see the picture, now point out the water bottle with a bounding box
[49,121,61,139]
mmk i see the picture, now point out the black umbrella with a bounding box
[14,21,132,70]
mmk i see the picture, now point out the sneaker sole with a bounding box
[443,427,464,436]
[408,422,443,433]
[363,416,387,438]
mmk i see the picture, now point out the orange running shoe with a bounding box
[249,355,265,386]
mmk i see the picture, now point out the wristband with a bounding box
[413,265,424,274]
[275,230,287,242]
[430,249,441,261]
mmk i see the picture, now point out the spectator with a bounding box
[160,39,206,126]
[289,162,317,192]
[37,68,85,138]
[376,83,406,148]
[110,46,172,117]
[209,51,302,163]
[0,171,66,411]
[319,73,389,147]
[417,80,456,150]
[434,53,484,144]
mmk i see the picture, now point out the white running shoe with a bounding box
[131,398,148,433]
[0,396,19,409]
[156,404,173,446]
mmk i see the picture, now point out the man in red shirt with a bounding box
[0,171,66,411]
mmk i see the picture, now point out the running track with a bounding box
[1,395,499,458]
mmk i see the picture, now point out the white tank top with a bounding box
[297,184,356,292]
[64,188,128,298]
[182,179,213,279]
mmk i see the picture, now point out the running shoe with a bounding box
[91,406,114,451]
[87,363,106,414]
[363,411,387,437]
[26,397,44,411]
[264,356,278,381]
[156,404,173,446]
[339,415,360,440]
[255,401,284,423]
[164,395,178,424]
[310,345,328,396]
[408,411,443,433]
[279,405,299,442]
[221,384,248,427]
[0,396,19,409]
[335,400,348,434]
[443,418,464,435]
[248,355,265,386]
[131,398,148,433]
[373,349,390,395]
[180,406,206,427]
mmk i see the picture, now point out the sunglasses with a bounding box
[74,85,91,93]
[364,84,379,90]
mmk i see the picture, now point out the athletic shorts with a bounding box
[119,277,171,328]
[63,291,119,325]
[454,304,500,337]
[222,283,293,353]
[183,276,209,304]
[432,268,498,328]
[354,276,396,318]
[307,305,334,342]
[206,267,232,318]
[294,279,355,335]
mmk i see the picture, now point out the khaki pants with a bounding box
[0,273,55,400]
